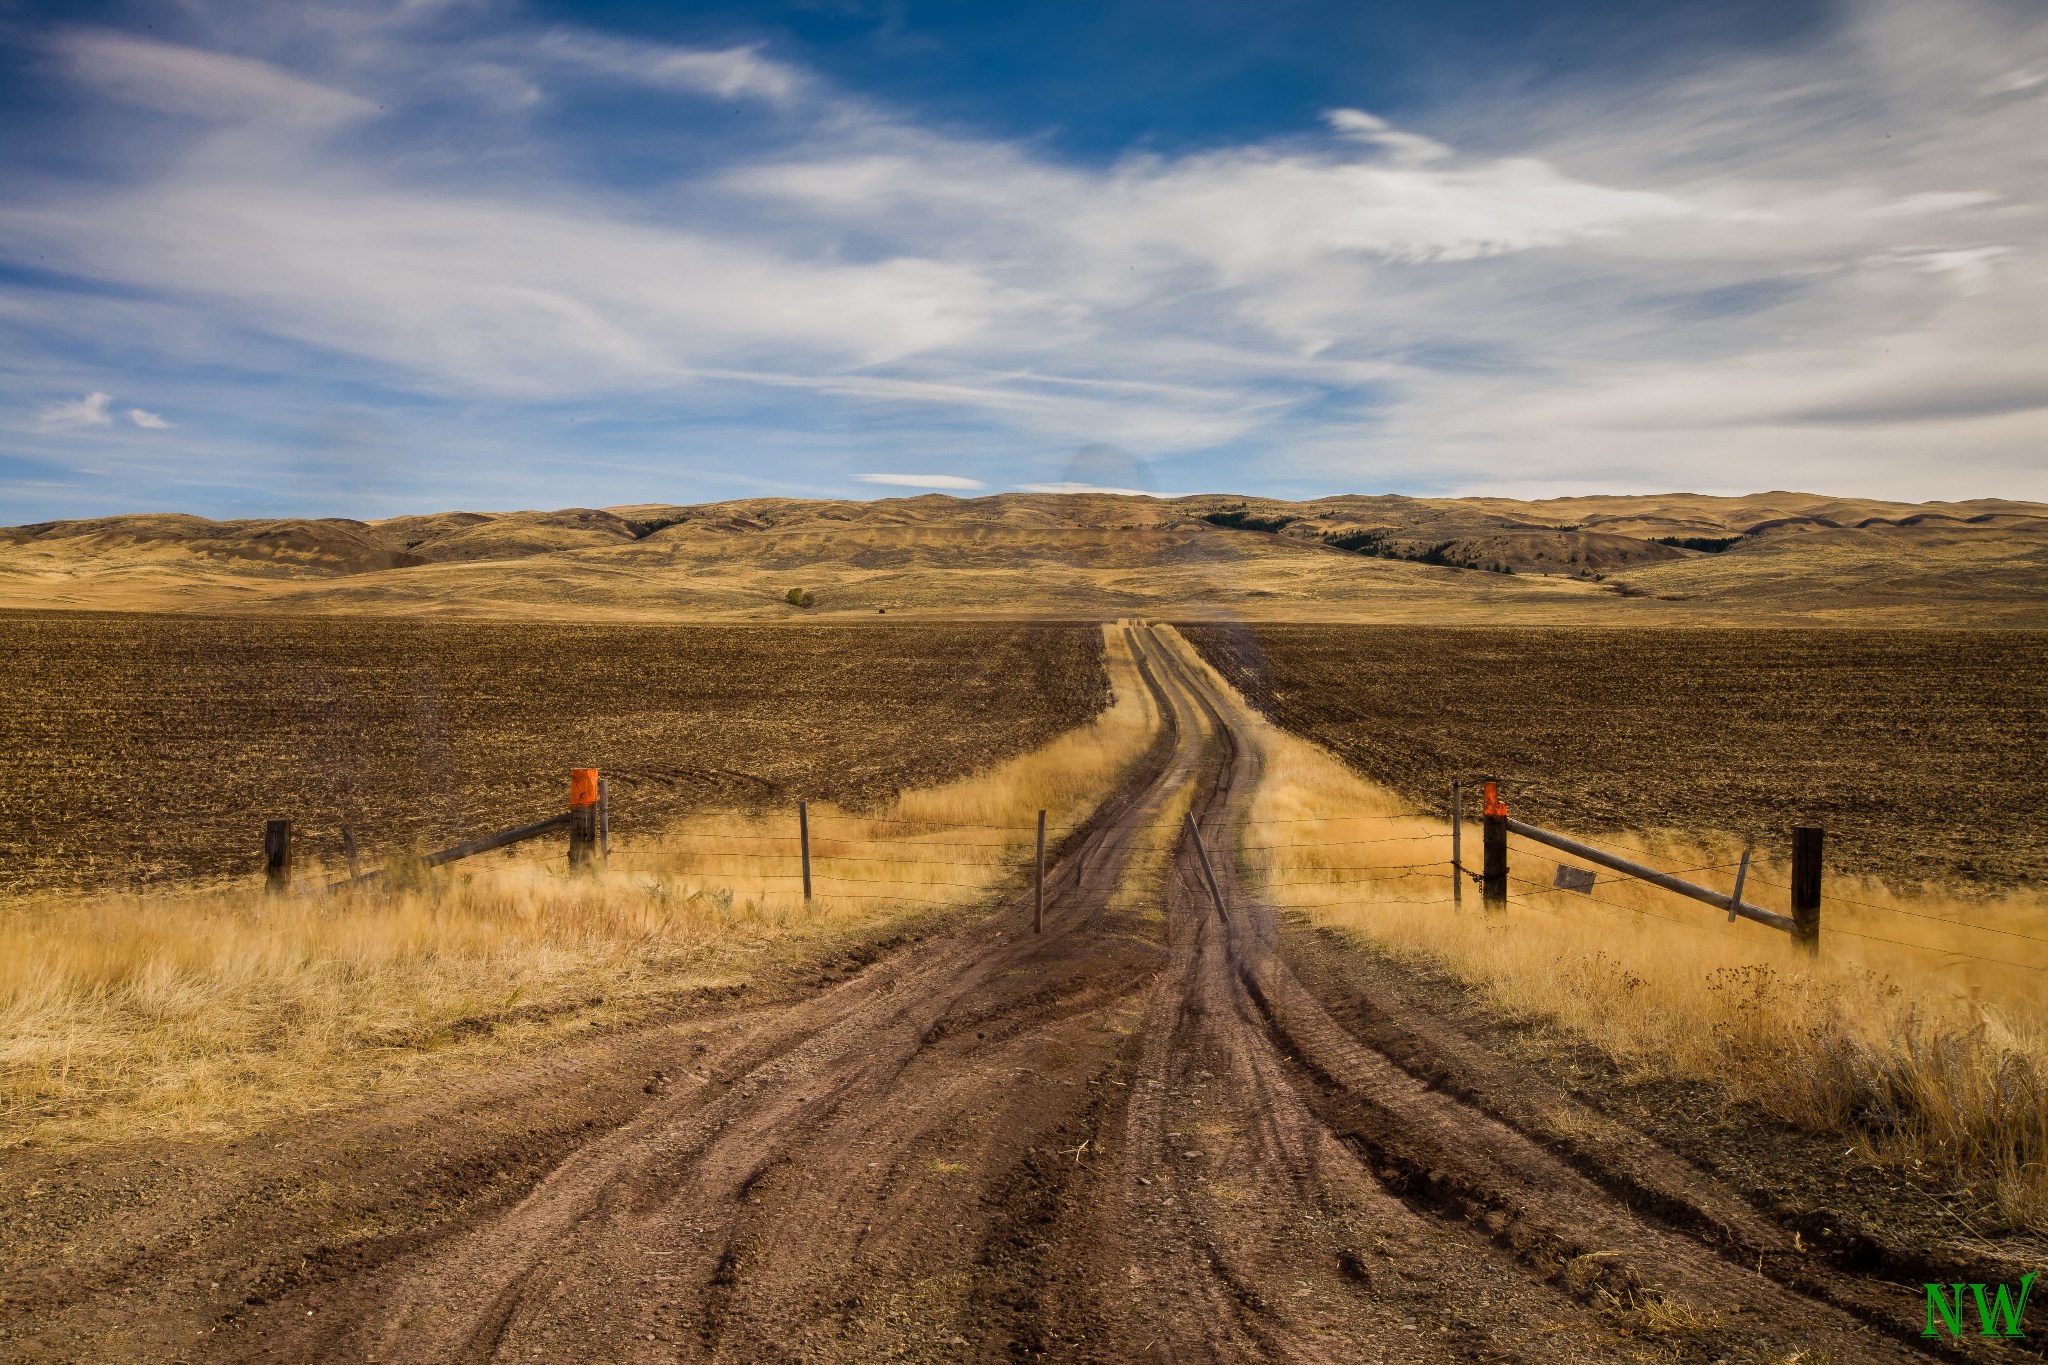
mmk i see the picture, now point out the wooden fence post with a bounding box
[263,819,292,896]
[799,800,812,901]
[598,778,610,858]
[341,825,360,881]
[1790,826,1823,955]
[1450,779,1463,907]
[1184,812,1230,924]
[1724,847,1751,923]
[1035,810,1046,934]
[568,768,599,870]
[1481,781,1507,910]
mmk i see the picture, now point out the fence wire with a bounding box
[314,795,2044,977]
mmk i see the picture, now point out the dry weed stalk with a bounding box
[1156,627,2048,1233]
[0,626,1158,1148]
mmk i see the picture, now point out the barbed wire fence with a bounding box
[269,766,2045,978]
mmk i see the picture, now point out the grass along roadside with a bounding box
[0,624,1161,1151]
[1154,625,2048,1235]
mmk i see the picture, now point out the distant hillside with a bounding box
[2,490,2044,625]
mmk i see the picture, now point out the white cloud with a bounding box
[127,408,171,428]
[60,31,377,127]
[1020,483,1158,497]
[532,32,804,104]
[855,473,985,489]
[1864,190,2001,218]
[1323,108,1453,166]
[1870,245,2012,292]
[39,391,114,428]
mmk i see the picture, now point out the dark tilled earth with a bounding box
[1181,623,2048,891]
[0,613,1110,896]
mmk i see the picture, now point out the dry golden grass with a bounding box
[1155,627,2048,1233]
[606,622,1160,914]
[0,626,1159,1149]
[7,489,2042,625]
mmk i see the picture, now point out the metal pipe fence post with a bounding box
[799,799,813,901]
[1791,826,1823,955]
[598,778,610,858]
[1035,809,1046,934]
[263,819,292,896]
[1450,779,1463,907]
[1481,781,1507,910]
[568,768,599,871]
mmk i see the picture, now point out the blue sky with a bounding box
[1,0,2042,521]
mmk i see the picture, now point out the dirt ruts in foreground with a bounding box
[4,627,2010,1362]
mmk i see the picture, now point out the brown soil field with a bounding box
[1180,624,2048,892]
[0,612,1109,897]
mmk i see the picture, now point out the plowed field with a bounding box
[0,613,1110,895]
[1180,624,2048,890]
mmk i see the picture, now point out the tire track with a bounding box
[1116,623,1953,1364]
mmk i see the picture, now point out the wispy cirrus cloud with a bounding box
[855,473,985,490]
[59,30,378,126]
[529,31,806,104]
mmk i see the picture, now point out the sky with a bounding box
[1,0,2043,521]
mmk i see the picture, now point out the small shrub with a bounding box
[785,587,815,607]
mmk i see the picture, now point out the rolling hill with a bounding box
[2,490,2043,624]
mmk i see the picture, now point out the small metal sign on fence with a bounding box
[1552,864,1596,894]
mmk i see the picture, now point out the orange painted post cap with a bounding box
[1482,781,1508,818]
[570,768,600,809]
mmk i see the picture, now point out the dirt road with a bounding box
[8,627,1984,1362]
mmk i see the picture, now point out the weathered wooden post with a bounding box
[799,800,812,901]
[1450,779,1463,907]
[1790,826,1823,955]
[341,825,360,881]
[1724,847,1752,923]
[1481,781,1508,910]
[1184,811,1230,923]
[568,768,600,870]
[263,819,292,896]
[1035,810,1047,934]
[598,778,610,858]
